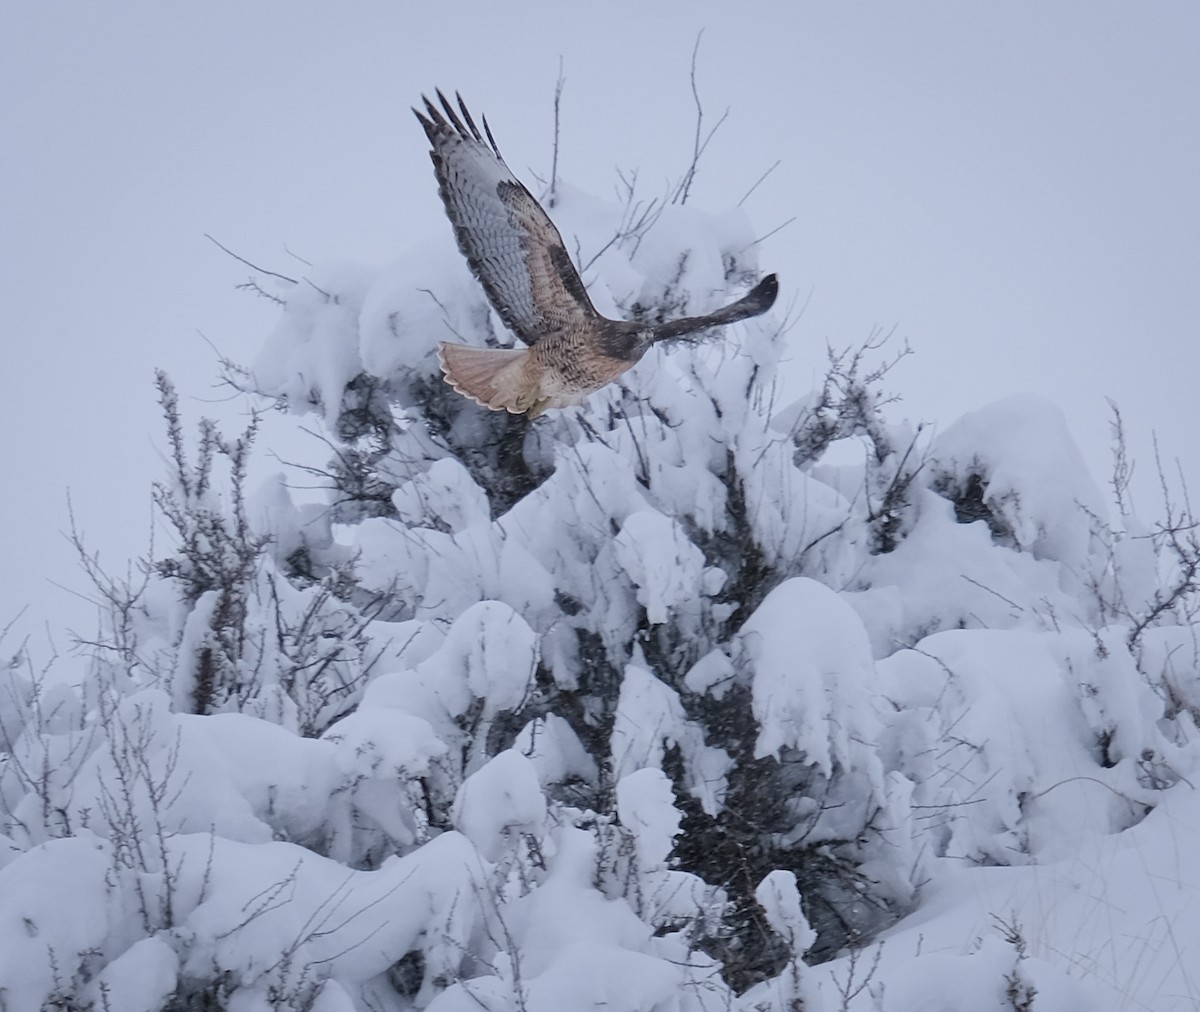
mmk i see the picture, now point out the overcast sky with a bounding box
[3,0,1198,646]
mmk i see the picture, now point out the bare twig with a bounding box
[833,943,884,1011]
[738,159,781,208]
[960,575,1025,615]
[204,233,298,285]
[283,243,313,267]
[674,31,730,206]
[739,215,798,252]
[1,606,29,644]
[1106,399,1134,519]
[549,58,565,208]
[236,277,286,305]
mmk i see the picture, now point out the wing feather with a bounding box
[415,92,598,346]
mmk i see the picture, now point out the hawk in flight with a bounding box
[414,91,779,417]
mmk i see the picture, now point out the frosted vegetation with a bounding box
[3,144,1200,1012]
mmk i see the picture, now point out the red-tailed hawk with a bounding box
[414,91,779,417]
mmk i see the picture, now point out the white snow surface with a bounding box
[3,155,1199,1012]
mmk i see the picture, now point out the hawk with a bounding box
[414,91,779,418]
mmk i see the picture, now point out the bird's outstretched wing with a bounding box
[414,91,597,346]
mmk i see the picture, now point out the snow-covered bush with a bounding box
[4,136,1200,1012]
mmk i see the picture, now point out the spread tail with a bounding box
[437,342,541,414]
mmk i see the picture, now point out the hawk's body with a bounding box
[415,91,778,417]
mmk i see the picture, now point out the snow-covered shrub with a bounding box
[69,375,390,739]
[4,129,1200,1012]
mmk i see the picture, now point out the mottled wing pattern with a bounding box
[414,91,597,346]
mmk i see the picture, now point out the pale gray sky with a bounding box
[3,0,1198,643]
